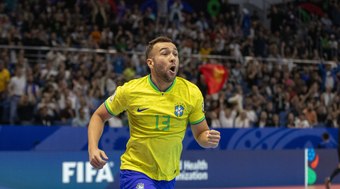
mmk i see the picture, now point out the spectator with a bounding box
[286,112,296,128]
[234,111,251,128]
[208,110,221,128]
[244,102,257,126]
[295,113,310,128]
[0,60,10,122]
[271,113,281,127]
[228,84,244,112]
[321,86,336,106]
[255,111,269,128]
[35,106,54,126]
[265,101,276,124]
[325,111,339,128]
[58,99,75,126]
[303,101,318,126]
[219,107,236,128]
[156,0,168,30]
[24,72,40,106]
[17,94,35,125]
[72,109,89,127]
[218,95,236,128]
[241,8,251,37]
[115,0,127,24]
[267,5,283,33]
[89,25,101,48]
[90,0,107,27]
[319,62,340,91]
[169,0,183,27]
[8,66,26,124]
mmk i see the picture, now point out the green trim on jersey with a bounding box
[104,101,116,116]
[190,116,205,125]
[147,74,176,92]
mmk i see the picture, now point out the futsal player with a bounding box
[88,36,221,189]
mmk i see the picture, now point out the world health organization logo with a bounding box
[174,105,184,117]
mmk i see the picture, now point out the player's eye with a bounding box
[160,50,169,55]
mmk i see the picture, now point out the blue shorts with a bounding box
[120,170,176,189]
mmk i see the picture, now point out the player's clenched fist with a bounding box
[89,148,108,169]
[207,129,220,148]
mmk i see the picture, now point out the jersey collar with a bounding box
[148,74,176,93]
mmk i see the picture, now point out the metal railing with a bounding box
[0,45,336,66]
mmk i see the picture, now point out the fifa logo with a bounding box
[62,161,114,183]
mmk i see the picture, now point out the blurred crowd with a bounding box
[0,0,339,128]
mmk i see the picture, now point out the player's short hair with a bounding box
[145,36,173,59]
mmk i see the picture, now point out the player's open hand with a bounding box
[89,148,108,169]
[207,129,220,148]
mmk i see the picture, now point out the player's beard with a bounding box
[154,64,177,83]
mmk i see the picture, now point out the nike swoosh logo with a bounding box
[137,108,149,112]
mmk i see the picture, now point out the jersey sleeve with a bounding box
[104,85,128,116]
[188,87,205,125]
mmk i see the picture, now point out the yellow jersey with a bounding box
[104,74,205,181]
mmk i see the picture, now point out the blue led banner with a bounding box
[0,127,337,151]
[0,150,306,189]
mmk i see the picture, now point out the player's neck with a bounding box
[150,74,173,92]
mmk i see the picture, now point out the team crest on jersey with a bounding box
[174,104,185,117]
[136,183,144,189]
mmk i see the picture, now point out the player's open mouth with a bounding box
[169,66,176,73]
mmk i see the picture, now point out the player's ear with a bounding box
[147,58,153,68]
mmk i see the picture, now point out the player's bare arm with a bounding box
[191,119,221,148]
[88,103,112,169]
